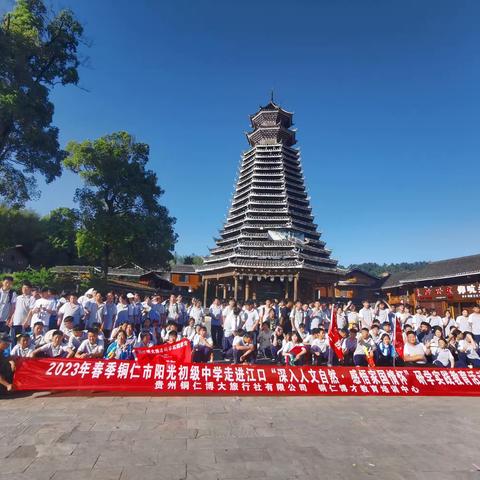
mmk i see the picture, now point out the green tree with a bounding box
[64,131,177,278]
[0,0,84,206]
[7,267,57,290]
[0,203,44,253]
[41,207,79,264]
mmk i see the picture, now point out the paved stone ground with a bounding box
[1,393,480,480]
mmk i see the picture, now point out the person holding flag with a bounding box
[393,312,405,366]
[353,328,376,367]
[327,305,345,366]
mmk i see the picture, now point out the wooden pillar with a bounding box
[293,275,299,301]
[245,279,250,300]
[223,284,227,300]
[234,276,238,300]
[203,279,208,307]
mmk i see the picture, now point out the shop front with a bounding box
[415,283,480,316]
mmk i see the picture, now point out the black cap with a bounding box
[0,333,12,343]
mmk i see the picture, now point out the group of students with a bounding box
[2,274,480,393]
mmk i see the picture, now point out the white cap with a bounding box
[85,288,95,296]
[126,292,134,299]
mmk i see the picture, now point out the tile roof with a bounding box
[169,264,197,274]
[397,253,480,283]
[381,253,480,288]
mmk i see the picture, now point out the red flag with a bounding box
[289,345,306,357]
[394,315,404,360]
[135,339,192,364]
[328,307,344,361]
[365,348,376,367]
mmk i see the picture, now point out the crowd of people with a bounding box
[1,274,480,393]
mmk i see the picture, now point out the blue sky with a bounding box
[2,0,479,265]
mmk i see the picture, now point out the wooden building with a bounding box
[0,245,29,273]
[380,254,480,315]
[334,268,384,302]
[163,265,202,297]
[197,99,340,304]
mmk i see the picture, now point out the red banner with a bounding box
[12,358,480,396]
[135,339,192,364]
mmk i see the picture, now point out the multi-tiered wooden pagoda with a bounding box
[197,99,340,303]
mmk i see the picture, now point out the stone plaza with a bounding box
[1,393,479,480]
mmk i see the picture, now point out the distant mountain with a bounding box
[341,261,429,277]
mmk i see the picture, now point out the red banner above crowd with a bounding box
[12,358,480,396]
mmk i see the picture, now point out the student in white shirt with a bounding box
[113,295,130,328]
[403,331,431,366]
[66,326,87,356]
[209,298,223,347]
[29,322,45,349]
[182,318,197,342]
[427,310,442,328]
[289,301,304,332]
[10,334,33,358]
[347,304,359,329]
[310,328,329,365]
[57,293,84,328]
[242,301,260,339]
[192,326,214,363]
[455,309,471,333]
[102,291,117,339]
[187,299,205,326]
[374,301,390,325]
[442,310,456,337]
[233,331,256,364]
[353,328,376,366]
[30,288,55,328]
[78,288,95,308]
[469,306,480,343]
[458,332,480,368]
[0,276,16,331]
[8,280,34,341]
[359,301,374,329]
[75,329,104,358]
[59,316,75,341]
[429,327,444,356]
[411,307,427,331]
[135,331,154,350]
[31,330,68,358]
[222,305,241,357]
[432,338,454,368]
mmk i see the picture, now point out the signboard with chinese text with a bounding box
[415,283,480,302]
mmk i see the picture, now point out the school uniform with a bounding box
[353,336,376,366]
[469,313,480,343]
[37,343,68,358]
[77,339,104,357]
[359,307,374,329]
[375,342,395,366]
[310,337,329,365]
[433,348,454,368]
[10,344,33,358]
[222,312,241,356]
[209,304,223,347]
[232,336,254,364]
[427,315,443,328]
[192,335,213,362]
[403,342,428,365]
